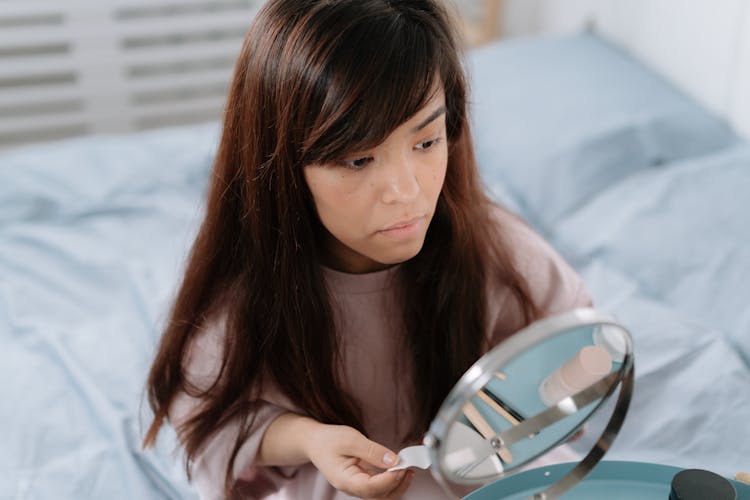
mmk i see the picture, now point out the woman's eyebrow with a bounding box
[410,105,446,133]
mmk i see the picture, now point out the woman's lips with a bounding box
[377,216,425,239]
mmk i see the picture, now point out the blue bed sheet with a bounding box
[569,261,750,476]
[553,144,750,364]
[0,123,219,500]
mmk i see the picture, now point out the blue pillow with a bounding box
[467,33,738,232]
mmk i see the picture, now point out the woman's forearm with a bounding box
[256,412,319,466]
[257,415,409,498]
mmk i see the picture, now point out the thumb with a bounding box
[347,433,400,469]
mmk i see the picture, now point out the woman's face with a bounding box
[304,88,448,274]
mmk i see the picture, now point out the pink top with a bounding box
[169,208,592,499]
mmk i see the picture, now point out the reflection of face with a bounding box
[304,88,448,273]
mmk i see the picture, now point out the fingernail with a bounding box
[383,452,397,466]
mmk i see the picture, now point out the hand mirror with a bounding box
[417,308,634,499]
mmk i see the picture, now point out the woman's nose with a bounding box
[380,155,420,204]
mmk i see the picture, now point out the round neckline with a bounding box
[321,264,400,294]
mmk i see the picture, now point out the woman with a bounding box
[142,1,591,498]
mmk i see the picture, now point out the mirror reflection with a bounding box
[439,322,629,483]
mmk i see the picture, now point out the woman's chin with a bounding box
[377,242,425,266]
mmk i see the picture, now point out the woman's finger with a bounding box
[344,431,399,469]
[346,469,406,499]
[381,469,415,499]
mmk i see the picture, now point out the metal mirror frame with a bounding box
[423,308,635,499]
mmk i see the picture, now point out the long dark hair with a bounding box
[143,0,539,495]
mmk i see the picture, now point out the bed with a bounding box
[2,5,750,500]
[468,33,750,478]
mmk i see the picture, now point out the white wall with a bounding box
[499,0,542,38]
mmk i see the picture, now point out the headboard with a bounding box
[532,0,750,139]
[0,0,263,149]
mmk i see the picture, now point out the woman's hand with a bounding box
[303,423,415,499]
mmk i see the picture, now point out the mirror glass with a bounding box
[425,309,633,496]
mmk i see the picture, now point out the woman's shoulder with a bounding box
[182,311,228,389]
[487,204,592,318]
[181,309,298,410]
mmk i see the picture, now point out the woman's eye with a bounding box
[338,156,373,170]
[415,137,442,150]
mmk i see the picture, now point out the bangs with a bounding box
[300,6,445,165]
